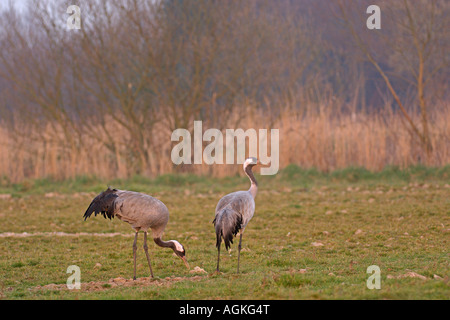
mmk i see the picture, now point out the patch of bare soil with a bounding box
[32,275,205,292]
[0,232,133,238]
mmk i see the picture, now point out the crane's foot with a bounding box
[212,269,223,276]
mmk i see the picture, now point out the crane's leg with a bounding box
[143,231,154,278]
[216,235,221,272]
[237,232,243,273]
[133,231,138,280]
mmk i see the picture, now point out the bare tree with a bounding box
[335,0,450,161]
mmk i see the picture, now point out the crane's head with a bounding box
[170,240,189,269]
[243,157,258,170]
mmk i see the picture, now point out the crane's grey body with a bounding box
[83,188,188,279]
[113,190,169,238]
[213,157,258,273]
[214,191,255,247]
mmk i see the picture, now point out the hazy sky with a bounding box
[0,0,28,12]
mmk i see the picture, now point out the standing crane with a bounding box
[83,188,189,280]
[213,157,259,273]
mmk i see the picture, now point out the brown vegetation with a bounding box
[1,102,448,182]
[0,0,448,182]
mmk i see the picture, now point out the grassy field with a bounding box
[0,165,449,299]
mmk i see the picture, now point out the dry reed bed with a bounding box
[0,105,449,182]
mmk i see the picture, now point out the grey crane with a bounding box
[213,157,259,273]
[83,188,189,279]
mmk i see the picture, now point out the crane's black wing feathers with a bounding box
[213,208,243,250]
[83,187,118,220]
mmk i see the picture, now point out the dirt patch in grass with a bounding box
[0,232,133,238]
[32,275,206,292]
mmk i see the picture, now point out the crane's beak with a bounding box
[181,256,190,269]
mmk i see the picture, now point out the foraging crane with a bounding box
[83,188,189,279]
[213,157,258,273]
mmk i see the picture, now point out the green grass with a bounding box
[0,166,449,299]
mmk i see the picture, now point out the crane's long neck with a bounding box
[153,237,174,249]
[245,165,258,199]
[153,237,189,269]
